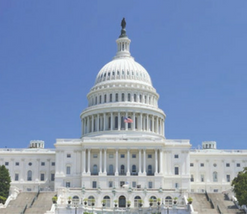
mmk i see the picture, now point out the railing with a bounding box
[20,204,27,214]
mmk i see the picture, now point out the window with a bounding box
[201,174,204,182]
[93,165,98,175]
[109,154,114,158]
[132,154,136,158]
[174,154,179,158]
[226,175,230,182]
[134,94,137,102]
[237,163,241,167]
[15,162,19,166]
[120,165,125,174]
[132,165,137,174]
[121,93,125,101]
[99,95,102,103]
[109,165,114,175]
[41,162,45,166]
[110,94,112,102]
[27,170,32,181]
[92,181,97,188]
[51,173,55,181]
[190,163,194,167]
[109,181,113,187]
[4,162,8,166]
[148,165,152,175]
[120,181,125,187]
[40,173,45,181]
[140,95,142,102]
[28,162,32,166]
[115,116,118,129]
[120,154,125,158]
[115,94,118,102]
[15,173,19,181]
[93,154,98,158]
[95,97,97,105]
[148,154,152,158]
[165,196,172,206]
[174,167,179,175]
[52,162,55,166]
[148,181,153,188]
[214,189,218,193]
[66,182,70,187]
[88,196,95,206]
[67,154,71,158]
[200,163,204,167]
[175,183,179,188]
[213,172,218,182]
[104,94,107,103]
[66,166,71,175]
[128,93,131,101]
[104,196,111,207]
[132,181,136,188]
[134,196,141,208]
[213,163,217,167]
[191,174,194,182]
[226,163,230,167]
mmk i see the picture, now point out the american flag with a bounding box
[124,117,133,123]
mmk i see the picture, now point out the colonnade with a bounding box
[82,148,163,176]
[82,112,164,136]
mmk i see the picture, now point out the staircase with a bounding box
[1,192,36,214]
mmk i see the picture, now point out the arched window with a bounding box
[150,196,157,206]
[110,94,112,102]
[213,171,218,182]
[103,196,111,207]
[128,93,131,101]
[134,196,141,208]
[132,165,136,173]
[104,94,107,103]
[88,196,95,206]
[95,97,97,105]
[148,165,152,175]
[72,196,80,206]
[165,196,172,206]
[134,94,137,102]
[108,116,111,130]
[99,95,102,104]
[109,164,114,175]
[93,164,98,175]
[122,93,125,101]
[115,93,118,102]
[120,165,125,175]
[27,170,32,181]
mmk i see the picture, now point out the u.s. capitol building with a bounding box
[1,19,246,212]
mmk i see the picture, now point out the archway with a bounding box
[119,195,126,207]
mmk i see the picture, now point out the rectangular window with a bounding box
[5,162,9,166]
[109,154,114,158]
[52,162,55,166]
[148,154,152,158]
[15,162,19,166]
[237,163,240,167]
[66,182,70,187]
[104,94,107,103]
[200,163,204,167]
[191,175,194,182]
[148,181,153,188]
[226,163,230,167]
[175,183,179,188]
[201,174,204,182]
[110,94,112,102]
[15,173,19,181]
[122,93,125,101]
[214,189,218,193]
[109,181,113,188]
[51,173,55,181]
[93,154,98,158]
[115,94,118,102]
[120,154,125,158]
[128,93,131,101]
[132,181,136,188]
[174,167,179,175]
[120,181,125,187]
[174,154,179,158]
[40,173,45,181]
[67,154,71,158]
[66,166,71,175]
[92,181,97,188]
[226,175,230,182]
[41,162,45,166]
[132,154,136,158]
[190,163,194,167]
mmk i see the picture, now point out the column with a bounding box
[127,149,130,176]
[159,149,163,174]
[138,150,142,175]
[156,117,158,134]
[147,115,149,131]
[99,149,102,173]
[87,117,89,133]
[143,149,146,175]
[103,113,106,131]
[97,114,100,131]
[104,149,107,174]
[91,115,94,132]
[111,112,113,130]
[140,113,143,131]
[125,112,128,130]
[152,115,154,132]
[118,112,120,131]
[155,149,158,175]
[87,149,91,174]
[133,112,135,131]
[115,149,119,176]
[82,150,86,173]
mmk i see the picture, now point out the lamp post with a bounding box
[72,197,79,214]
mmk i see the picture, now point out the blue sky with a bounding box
[1,1,247,149]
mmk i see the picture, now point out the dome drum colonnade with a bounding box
[80,21,166,138]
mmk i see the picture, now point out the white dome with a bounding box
[95,57,152,86]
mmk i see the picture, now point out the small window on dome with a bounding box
[108,72,110,76]
[122,93,125,101]
[140,73,142,77]
[99,95,102,104]
[132,71,134,75]
[112,71,115,76]
[115,94,118,102]
[101,74,103,78]
[127,71,129,75]
[134,94,137,102]
[117,71,120,75]
[104,73,106,77]
[122,70,124,75]
[136,72,138,76]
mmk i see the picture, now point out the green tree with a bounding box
[232,167,247,206]
[0,165,11,204]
